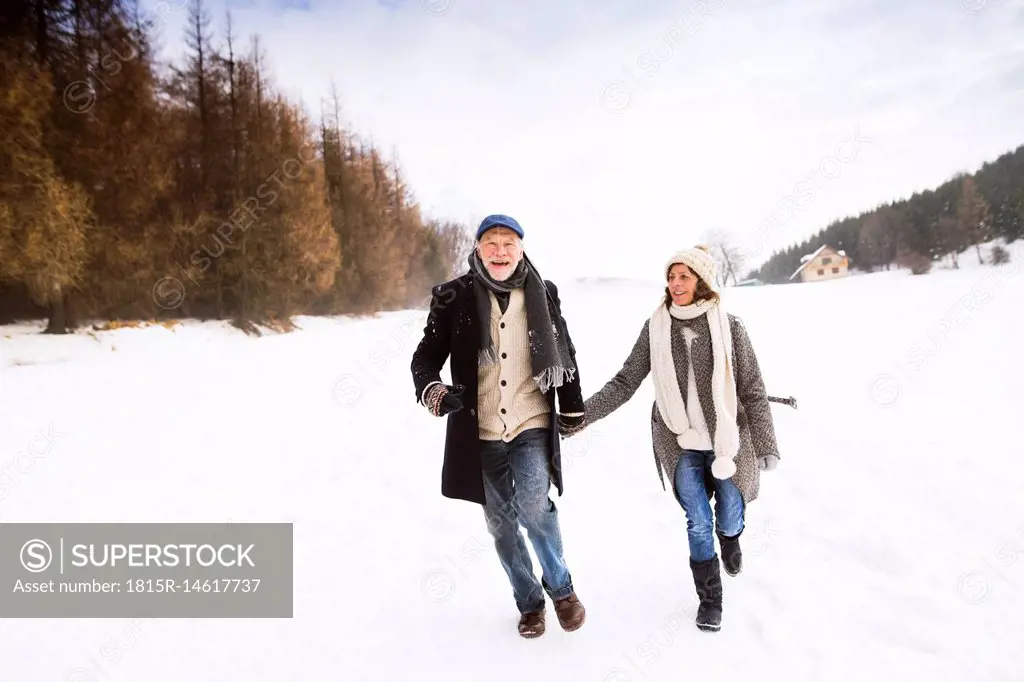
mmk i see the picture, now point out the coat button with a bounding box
[501,352,507,359]
[500,322,505,328]
[500,408,506,414]
[500,380,506,386]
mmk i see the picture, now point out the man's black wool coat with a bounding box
[410,271,585,505]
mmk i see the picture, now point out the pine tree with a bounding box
[955,176,992,265]
[0,0,470,329]
[0,43,92,333]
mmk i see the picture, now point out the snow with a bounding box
[2,242,1024,681]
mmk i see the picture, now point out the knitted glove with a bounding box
[423,383,465,417]
[758,455,779,471]
[557,413,586,438]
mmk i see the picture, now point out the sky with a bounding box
[141,0,1024,281]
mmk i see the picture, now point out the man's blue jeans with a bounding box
[674,449,745,562]
[479,428,574,614]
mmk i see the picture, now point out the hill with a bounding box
[2,261,1022,681]
[750,143,1024,283]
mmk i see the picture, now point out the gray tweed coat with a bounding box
[583,310,780,504]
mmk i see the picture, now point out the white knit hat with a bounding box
[665,245,717,291]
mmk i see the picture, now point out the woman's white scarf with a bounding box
[649,298,740,479]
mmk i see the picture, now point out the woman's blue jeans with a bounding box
[673,449,745,562]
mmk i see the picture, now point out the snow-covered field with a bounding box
[2,245,1023,681]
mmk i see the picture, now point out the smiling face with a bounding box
[476,226,524,281]
[667,262,699,306]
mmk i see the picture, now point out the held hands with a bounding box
[424,383,465,417]
[557,413,586,439]
[758,454,779,471]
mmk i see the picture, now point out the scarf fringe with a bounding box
[534,366,576,393]
[479,346,500,367]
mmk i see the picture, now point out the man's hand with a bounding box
[557,413,586,438]
[758,455,779,471]
[424,383,465,417]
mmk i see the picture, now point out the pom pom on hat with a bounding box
[665,245,717,290]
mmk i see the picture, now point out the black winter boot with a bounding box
[690,554,723,632]
[717,529,743,576]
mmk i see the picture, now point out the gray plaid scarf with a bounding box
[468,251,576,393]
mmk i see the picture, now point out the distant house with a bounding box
[789,245,850,283]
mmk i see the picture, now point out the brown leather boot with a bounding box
[553,593,586,632]
[518,609,545,638]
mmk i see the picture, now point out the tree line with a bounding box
[748,143,1024,283]
[0,0,475,334]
